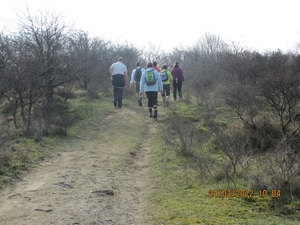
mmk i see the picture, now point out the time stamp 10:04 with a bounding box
[208,189,281,198]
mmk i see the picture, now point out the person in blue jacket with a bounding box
[140,61,163,118]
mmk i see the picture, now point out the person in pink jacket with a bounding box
[171,61,184,101]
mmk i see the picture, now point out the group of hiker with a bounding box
[109,57,185,118]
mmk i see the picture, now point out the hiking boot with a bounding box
[166,99,169,107]
[113,102,117,107]
[149,112,153,118]
[154,110,158,118]
[138,99,142,107]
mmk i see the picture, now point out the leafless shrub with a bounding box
[160,113,201,157]
[160,112,222,183]
[192,149,219,181]
[56,87,76,101]
[86,88,100,100]
[0,129,12,169]
[0,149,14,169]
[44,99,77,136]
[249,136,300,206]
[30,96,77,139]
[211,124,256,174]
[0,134,9,147]
[221,84,262,130]
[244,116,282,152]
[259,74,300,137]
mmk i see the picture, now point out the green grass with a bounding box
[169,101,201,122]
[0,94,113,189]
[1,92,299,224]
[147,144,299,224]
[146,99,300,225]
[66,96,112,136]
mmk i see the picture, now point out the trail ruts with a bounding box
[0,101,161,225]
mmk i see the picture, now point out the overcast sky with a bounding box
[1,0,300,52]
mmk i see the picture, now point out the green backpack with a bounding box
[145,71,156,86]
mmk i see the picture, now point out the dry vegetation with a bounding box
[0,9,300,224]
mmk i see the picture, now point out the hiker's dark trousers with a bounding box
[112,74,125,108]
[173,80,182,100]
[146,91,158,108]
[113,87,123,107]
[162,84,171,97]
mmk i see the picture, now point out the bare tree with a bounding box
[66,32,111,95]
[259,51,300,136]
[0,9,80,135]
[196,32,228,61]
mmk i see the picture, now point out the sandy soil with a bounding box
[0,101,160,225]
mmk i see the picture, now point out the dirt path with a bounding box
[0,100,161,225]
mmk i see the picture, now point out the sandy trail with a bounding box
[0,103,159,225]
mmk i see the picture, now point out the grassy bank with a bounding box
[147,145,299,224]
[146,100,300,225]
[0,93,112,189]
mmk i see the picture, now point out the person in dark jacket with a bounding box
[171,61,184,101]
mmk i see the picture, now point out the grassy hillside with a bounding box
[145,100,300,225]
[0,91,299,224]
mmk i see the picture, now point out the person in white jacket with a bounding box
[140,62,163,118]
[130,62,145,106]
[109,57,128,108]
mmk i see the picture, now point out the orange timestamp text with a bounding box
[208,189,281,198]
